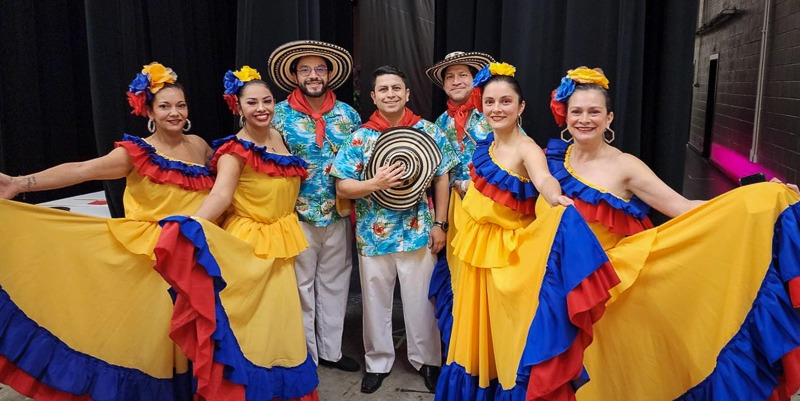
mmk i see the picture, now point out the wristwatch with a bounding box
[433,220,449,232]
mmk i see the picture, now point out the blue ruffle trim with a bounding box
[678,203,800,400]
[472,133,539,201]
[0,287,192,401]
[159,216,318,400]
[211,135,308,168]
[545,139,650,219]
[122,134,213,177]
[774,202,800,285]
[435,207,611,400]
[437,362,527,401]
[429,253,454,358]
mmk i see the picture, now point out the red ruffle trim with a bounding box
[470,169,537,215]
[526,261,620,401]
[211,141,307,179]
[767,346,800,401]
[787,277,800,309]
[0,356,93,401]
[115,141,215,191]
[572,198,653,236]
[154,223,318,401]
[154,223,244,401]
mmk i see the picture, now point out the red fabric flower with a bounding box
[550,89,567,127]
[127,92,148,117]
[223,94,239,115]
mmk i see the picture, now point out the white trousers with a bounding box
[294,219,353,363]
[360,247,442,373]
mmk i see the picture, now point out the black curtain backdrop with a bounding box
[359,0,435,120]
[432,0,698,193]
[0,1,98,204]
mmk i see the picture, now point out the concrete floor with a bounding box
[1,148,796,401]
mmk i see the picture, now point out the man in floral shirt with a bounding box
[424,51,495,197]
[331,65,458,394]
[269,40,362,372]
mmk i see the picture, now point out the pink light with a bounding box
[709,143,783,182]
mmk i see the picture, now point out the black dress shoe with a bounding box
[360,372,389,393]
[319,355,361,372]
[418,364,440,393]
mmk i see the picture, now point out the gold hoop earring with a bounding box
[183,119,192,132]
[517,114,522,128]
[239,116,245,128]
[560,127,573,143]
[604,127,615,144]
[147,119,156,133]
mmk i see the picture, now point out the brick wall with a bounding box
[690,0,800,183]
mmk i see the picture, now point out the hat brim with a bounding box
[267,40,353,93]
[425,52,495,88]
[365,127,443,211]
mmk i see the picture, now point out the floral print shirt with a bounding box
[434,109,492,184]
[273,100,361,227]
[330,119,458,256]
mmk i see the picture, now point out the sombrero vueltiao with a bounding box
[424,51,495,88]
[365,127,443,211]
[267,40,353,93]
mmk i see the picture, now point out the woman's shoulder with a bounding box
[613,150,654,177]
[517,136,546,157]
[519,135,542,148]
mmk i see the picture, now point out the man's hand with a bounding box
[428,225,446,254]
[371,162,405,190]
[454,180,469,198]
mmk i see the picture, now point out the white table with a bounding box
[37,191,111,218]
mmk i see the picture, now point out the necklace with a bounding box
[242,126,278,152]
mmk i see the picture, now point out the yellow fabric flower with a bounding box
[142,62,178,94]
[233,65,262,83]
[566,67,609,89]
[489,62,516,77]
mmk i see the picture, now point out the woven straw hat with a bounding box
[424,51,495,88]
[267,40,353,93]
[365,127,443,211]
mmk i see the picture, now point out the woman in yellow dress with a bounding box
[154,66,318,401]
[0,62,213,400]
[545,67,800,400]
[432,64,621,401]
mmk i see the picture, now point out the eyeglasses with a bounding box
[297,66,328,77]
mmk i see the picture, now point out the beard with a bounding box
[299,79,329,98]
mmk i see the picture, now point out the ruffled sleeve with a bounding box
[469,133,539,215]
[210,135,308,179]
[115,134,214,191]
[546,139,653,235]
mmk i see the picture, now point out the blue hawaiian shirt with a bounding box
[273,100,362,227]
[330,119,458,256]
[434,109,492,184]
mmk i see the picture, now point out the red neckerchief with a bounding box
[446,88,482,151]
[361,107,422,131]
[286,88,336,148]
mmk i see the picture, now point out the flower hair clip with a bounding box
[472,62,516,87]
[126,62,178,117]
[222,66,262,115]
[550,67,609,126]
